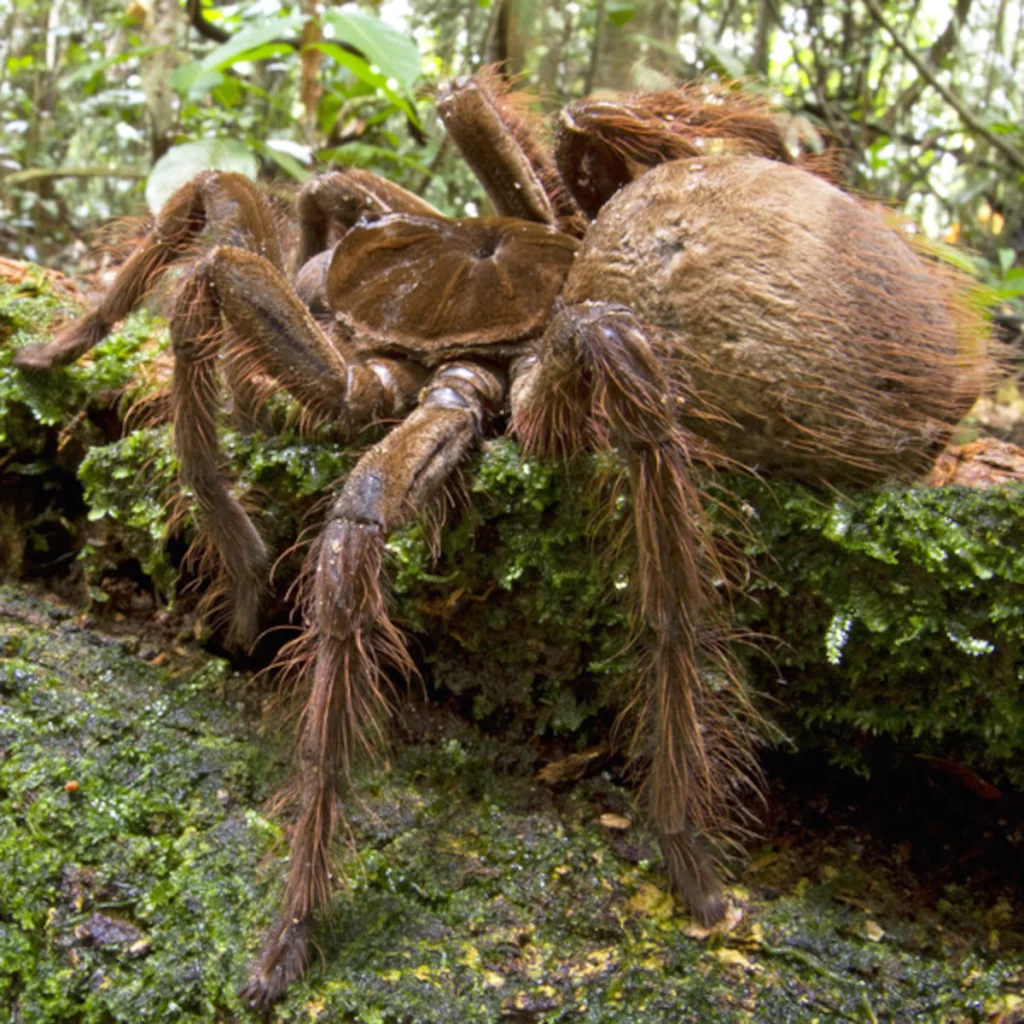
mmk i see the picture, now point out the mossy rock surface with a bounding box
[2,265,1024,1021]
[2,584,1022,1023]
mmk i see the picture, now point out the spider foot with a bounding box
[658,827,729,926]
[12,341,61,370]
[241,915,310,1011]
[12,312,109,370]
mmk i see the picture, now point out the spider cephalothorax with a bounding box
[13,72,988,1006]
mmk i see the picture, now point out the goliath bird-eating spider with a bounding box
[13,70,988,1005]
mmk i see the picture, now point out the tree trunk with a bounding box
[141,0,180,163]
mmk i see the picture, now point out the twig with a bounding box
[186,0,230,43]
[758,941,879,1022]
[861,0,1024,173]
[5,167,146,185]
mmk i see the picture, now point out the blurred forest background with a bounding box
[1,0,1023,316]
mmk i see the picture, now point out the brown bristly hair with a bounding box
[169,267,271,648]
[267,520,412,935]
[603,157,998,487]
[572,80,839,179]
[454,65,588,238]
[513,304,765,902]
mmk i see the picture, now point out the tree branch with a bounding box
[884,0,971,129]
[4,167,147,186]
[862,0,1024,174]
[186,0,230,44]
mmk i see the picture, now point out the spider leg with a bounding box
[438,70,585,236]
[12,172,282,370]
[243,360,504,1009]
[553,86,834,220]
[171,245,426,647]
[294,168,442,274]
[511,301,761,925]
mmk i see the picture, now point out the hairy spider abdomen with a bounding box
[565,155,985,483]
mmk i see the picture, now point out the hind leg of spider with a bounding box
[242,359,504,1008]
[511,301,761,926]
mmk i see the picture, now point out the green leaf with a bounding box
[987,121,1024,136]
[991,281,1024,300]
[145,139,258,213]
[60,46,160,87]
[607,1,636,27]
[171,62,225,98]
[998,247,1017,276]
[316,143,430,174]
[317,91,345,137]
[254,140,311,183]
[311,41,420,127]
[699,38,746,78]
[321,7,421,89]
[211,75,244,108]
[198,17,302,72]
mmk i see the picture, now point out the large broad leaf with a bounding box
[254,140,311,183]
[696,14,746,78]
[145,139,258,214]
[606,0,636,27]
[198,17,303,72]
[171,62,226,98]
[60,47,160,88]
[312,42,420,127]
[321,7,421,90]
[317,143,430,174]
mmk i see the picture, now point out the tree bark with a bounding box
[141,0,180,163]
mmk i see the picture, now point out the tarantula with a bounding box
[14,72,987,1006]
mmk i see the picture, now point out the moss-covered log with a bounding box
[2,265,1024,1021]
[2,266,1022,786]
[2,584,1022,1023]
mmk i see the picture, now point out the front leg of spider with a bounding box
[12,172,284,371]
[242,359,505,1009]
[168,242,425,647]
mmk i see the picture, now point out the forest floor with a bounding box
[3,259,1024,1023]
[2,581,1023,1024]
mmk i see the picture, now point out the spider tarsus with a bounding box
[659,827,730,925]
[13,310,109,369]
[224,566,267,651]
[242,915,310,1010]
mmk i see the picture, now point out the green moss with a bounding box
[0,585,279,1021]
[2,585,1021,1023]
[388,440,633,735]
[732,478,1024,785]
[0,270,164,448]
[0,271,167,579]
[4,264,1023,783]
[76,422,362,601]
[77,426,179,594]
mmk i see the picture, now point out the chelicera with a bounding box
[14,71,987,1006]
